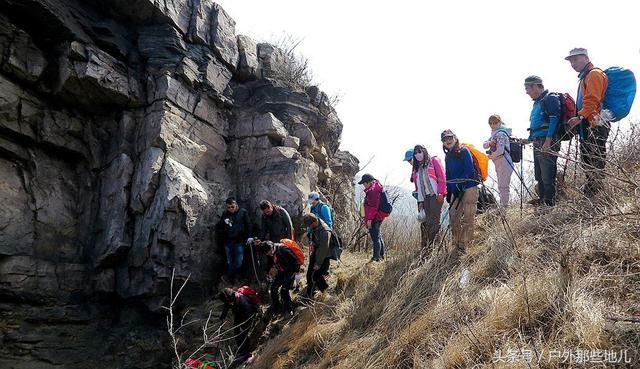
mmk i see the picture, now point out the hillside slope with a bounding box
[247,129,640,369]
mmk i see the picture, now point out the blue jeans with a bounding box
[369,220,385,260]
[224,241,244,278]
[533,138,560,206]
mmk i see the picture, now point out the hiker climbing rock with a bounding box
[259,240,301,317]
[218,287,258,365]
[525,75,562,206]
[484,114,514,208]
[360,174,392,263]
[215,198,251,282]
[441,130,478,253]
[302,214,332,298]
[411,145,446,256]
[259,200,294,242]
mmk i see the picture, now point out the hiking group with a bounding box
[383,47,635,258]
[207,47,635,366]
[212,191,342,364]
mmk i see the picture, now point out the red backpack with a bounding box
[543,92,577,141]
[235,286,259,305]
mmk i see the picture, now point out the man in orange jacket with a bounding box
[565,48,610,197]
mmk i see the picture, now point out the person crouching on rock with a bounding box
[259,241,301,317]
[218,287,258,365]
[302,214,331,299]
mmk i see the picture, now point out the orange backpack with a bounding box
[461,143,489,182]
[280,239,305,265]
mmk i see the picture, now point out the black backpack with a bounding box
[476,186,497,213]
[329,229,343,261]
[508,138,522,163]
[378,191,393,214]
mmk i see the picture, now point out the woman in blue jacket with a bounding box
[441,130,479,253]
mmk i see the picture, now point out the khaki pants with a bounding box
[449,186,479,251]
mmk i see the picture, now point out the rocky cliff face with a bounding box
[0,1,359,368]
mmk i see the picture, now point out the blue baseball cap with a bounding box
[403,149,414,162]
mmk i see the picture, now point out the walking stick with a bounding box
[520,142,524,217]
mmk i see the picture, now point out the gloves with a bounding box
[417,209,427,223]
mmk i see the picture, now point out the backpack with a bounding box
[378,190,393,215]
[494,128,521,164]
[319,202,335,229]
[235,286,259,305]
[461,143,489,182]
[508,138,522,163]
[542,92,577,141]
[579,67,636,122]
[185,358,218,369]
[328,229,343,261]
[476,185,497,213]
[279,239,305,265]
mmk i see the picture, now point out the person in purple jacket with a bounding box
[441,130,479,254]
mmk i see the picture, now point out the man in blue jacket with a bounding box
[308,192,333,229]
[525,75,562,206]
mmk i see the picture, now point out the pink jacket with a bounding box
[412,156,447,196]
[363,181,388,223]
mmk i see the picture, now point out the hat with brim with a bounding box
[564,47,588,60]
[307,191,320,205]
[440,129,455,142]
[358,173,376,185]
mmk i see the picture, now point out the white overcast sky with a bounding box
[216,0,639,189]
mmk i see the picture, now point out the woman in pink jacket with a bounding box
[411,145,446,255]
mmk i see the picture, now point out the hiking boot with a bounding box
[367,257,381,264]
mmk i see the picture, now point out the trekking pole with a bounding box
[504,149,536,205]
[520,142,525,217]
[562,136,574,180]
[247,240,261,284]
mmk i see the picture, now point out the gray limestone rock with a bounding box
[0,1,358,368]
[236,35,259,81]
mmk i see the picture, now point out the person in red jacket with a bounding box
[359,174,390,263]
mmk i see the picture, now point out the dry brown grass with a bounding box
[246,126,640,368]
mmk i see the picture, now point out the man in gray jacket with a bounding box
[302,214,331,299]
